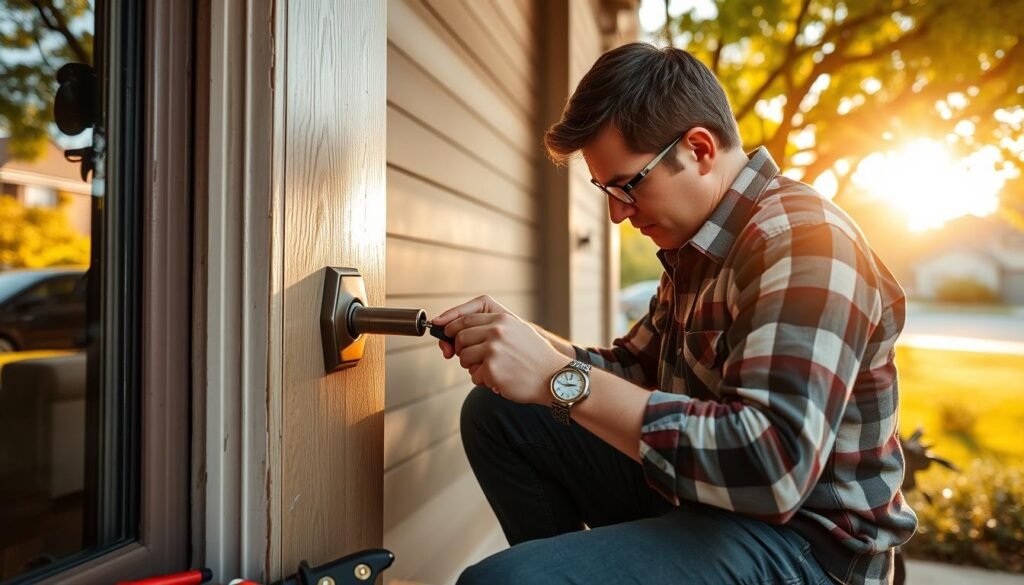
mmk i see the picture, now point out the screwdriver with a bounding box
[419,315,455,345]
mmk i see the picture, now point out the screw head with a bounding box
[354,563,373,581]
[317,578,335,585]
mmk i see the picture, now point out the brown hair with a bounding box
[544,43,741,166]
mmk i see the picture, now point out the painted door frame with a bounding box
[193,0,277,579]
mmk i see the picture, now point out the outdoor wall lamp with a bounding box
[319,267,452,373]
[53,62,98,181]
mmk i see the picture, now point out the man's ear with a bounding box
[684,127,717,175]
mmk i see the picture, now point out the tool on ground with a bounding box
[226,548,394,585]
[116,568,213,585]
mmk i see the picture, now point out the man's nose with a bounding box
[607,196,635,224]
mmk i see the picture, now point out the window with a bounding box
[16,275,82,306]
[22,186,58,208]
[0,0,151,581]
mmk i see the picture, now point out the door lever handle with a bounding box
[320,267,453,373]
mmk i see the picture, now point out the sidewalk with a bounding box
[905,560,1024,584]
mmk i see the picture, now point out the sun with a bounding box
[849,139,1007,232]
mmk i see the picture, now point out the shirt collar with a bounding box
[657,146,779,272]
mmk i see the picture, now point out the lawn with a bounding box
[896,344,1024,467]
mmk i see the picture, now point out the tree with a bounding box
[0,194,90,269]
[660,0,1024,215]
[0,0,93,160]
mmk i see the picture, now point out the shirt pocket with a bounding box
[681,330,726,396]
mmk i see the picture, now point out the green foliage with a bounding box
[937,400,977,436]
[619,222,663,287]
[663,0,1024,202]
[934,277,1001,304]
[0,194,90,268]
[1,0,94,159]
[903,461,1024,573]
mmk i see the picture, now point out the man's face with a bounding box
[582,124,721,250]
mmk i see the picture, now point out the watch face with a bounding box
[552,369,585,401]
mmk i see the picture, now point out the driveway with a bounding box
[905,560,1024,584]
[902,302,1024,354]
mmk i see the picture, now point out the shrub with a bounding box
[619,223,662,287]
[937,401,977,436]
[903,460,1024,573]
[0,194,90,269]
[933,277,1001,304]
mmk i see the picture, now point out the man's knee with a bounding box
[460,385,497,437]
[461,384,496,421]
[455,554,509,585]
[460,385,502,454]
[455,542,551,585]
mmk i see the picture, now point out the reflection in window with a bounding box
[22,185,58,208]
[0,0,139,581]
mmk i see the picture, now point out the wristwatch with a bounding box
[549,359,591,425]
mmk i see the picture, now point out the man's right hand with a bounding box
[432,295,513,359]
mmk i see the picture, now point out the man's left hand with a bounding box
[443,312,565,405]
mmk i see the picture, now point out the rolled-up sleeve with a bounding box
[639,223,882,523]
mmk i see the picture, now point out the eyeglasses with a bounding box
[590,133,684,205]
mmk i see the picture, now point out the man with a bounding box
[433,43,917,585]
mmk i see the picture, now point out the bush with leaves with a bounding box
[934,277,1002,305]
[903,460,1024,573]
[0,194,89,269]
[619,222,663,287]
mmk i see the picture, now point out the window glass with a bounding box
[0,0,141,581]
[22,185,58,208]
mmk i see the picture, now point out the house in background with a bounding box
[910,215,1024,305]
[0,138,92,236]
[990,229,1024,305]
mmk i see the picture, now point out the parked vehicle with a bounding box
[0,268,87,352]
[619,279,660,322]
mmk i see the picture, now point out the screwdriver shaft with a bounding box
[424,320,455,344]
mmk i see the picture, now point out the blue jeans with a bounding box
[456,385,834,585]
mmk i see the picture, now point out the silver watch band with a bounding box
[568,359,592,373]
[552,401,571,425]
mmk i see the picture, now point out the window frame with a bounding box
[25,0,194,582]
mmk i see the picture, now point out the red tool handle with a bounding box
[117,568,213,585]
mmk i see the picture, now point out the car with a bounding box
[618,278,660,323]
[0,267,88,352]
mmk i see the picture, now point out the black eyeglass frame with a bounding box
[590,133,685,205]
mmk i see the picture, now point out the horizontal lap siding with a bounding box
[568,0,611,347]
[384,0,541,583]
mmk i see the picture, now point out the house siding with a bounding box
[382,0,626,583]
[383,1,541,583]
[568,0,612,347]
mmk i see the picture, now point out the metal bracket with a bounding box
[320,267,367,373]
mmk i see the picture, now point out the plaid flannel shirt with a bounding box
[574,147,918,585]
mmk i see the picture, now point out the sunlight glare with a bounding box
[851,140,1006,232]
